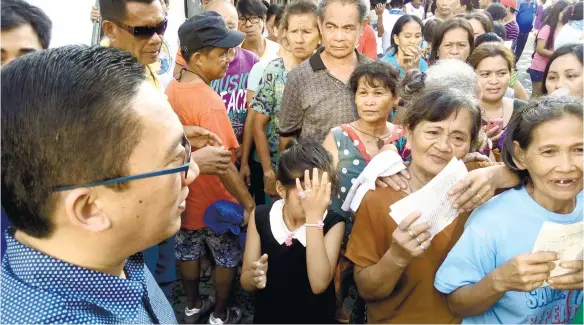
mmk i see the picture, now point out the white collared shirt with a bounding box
[270,200,327,247]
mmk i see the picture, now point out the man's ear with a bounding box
[189,52,204,67]
[64,188,111,232]
[102,20,117,41]
[512,140,528,171]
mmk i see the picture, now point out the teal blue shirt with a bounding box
[380,50,428,77]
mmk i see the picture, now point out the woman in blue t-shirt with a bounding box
[435,96,583,324]
[380,14,429,77]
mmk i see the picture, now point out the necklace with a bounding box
[350,122,392,149]
[179,68,208,84]
[484,100,504,119]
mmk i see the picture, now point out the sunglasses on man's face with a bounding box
[112,18,168,38]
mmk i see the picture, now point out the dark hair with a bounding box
[262,0,270,9]
[460,0,480,12]
[399,87,483,147]
[180,45,214,64]
[469,42,515,71]
[492,21,507,39]
[274,6,285,28]
[537,0,569,50]
[560,5,573,25]
[349,61,401,94]
[390,0,404,8]
[474,32,504,47]
[485,3,507,21]
[1,0,52,49]
[425,0,437,16]
[465,11,494,35]
[568,1,583,20]
[429,17,475,63]
[237,0,268,18]
[389,15,424,55]
[267,3,282,20]
[317,0,368,24]
[267,3,283,27]
[277,141,338,194]
[281,0,318,31]
[100,0,157,22]
[502,96,583,185]
[542,43,584,94]
[1,45,145,238]
[423,18,442,43]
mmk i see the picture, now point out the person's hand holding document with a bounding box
[389,157,468,239]
[532,221,584,290]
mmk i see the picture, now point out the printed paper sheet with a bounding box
[389,158,468,239]
[532,221,583,279]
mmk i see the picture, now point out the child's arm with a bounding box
[296,169,345,294]
[241,209,268,292]
[306,219,345,294]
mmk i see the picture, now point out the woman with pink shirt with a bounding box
[528,0,569,97]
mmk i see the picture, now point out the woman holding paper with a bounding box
[434,96,583,324]
[345,86,521,323]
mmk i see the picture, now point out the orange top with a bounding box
[165,80,239,230]
[358,24,378,60]
[345,162,495,324]
[176,48,186,68]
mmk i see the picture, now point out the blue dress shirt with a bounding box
[0,229,178,324]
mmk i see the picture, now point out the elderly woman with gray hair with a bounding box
[376,59,495,192]
[345,82,522,323]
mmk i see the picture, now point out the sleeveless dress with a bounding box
[329,124,410,247]
[253,201,344,324]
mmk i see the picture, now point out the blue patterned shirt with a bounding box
[0,229,178,324]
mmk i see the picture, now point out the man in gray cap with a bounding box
[165,11,252,325]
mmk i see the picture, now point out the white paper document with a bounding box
[389,158,468,239]
[531,221,583,279]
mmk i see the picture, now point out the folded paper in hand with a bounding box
[389,158,468,239]
[531,221,583,283]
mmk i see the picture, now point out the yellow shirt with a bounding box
[100,38,161,90]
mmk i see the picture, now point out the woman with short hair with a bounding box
[429,17,475,63]
[468,43,527,156]
[346,83,520,324]
[436,96,583,324]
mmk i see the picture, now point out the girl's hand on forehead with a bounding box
[296,168,332,222]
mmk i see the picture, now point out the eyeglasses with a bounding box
[53,134,192,192]
[238,16,261,24]
[111,18,168,38]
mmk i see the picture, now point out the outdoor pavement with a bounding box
[516,32,536,96]
[168,33,537,324]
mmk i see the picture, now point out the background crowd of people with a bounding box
[0,0,583,323]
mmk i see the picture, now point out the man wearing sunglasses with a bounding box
[100,0,168,89]
[1,45,198,323]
